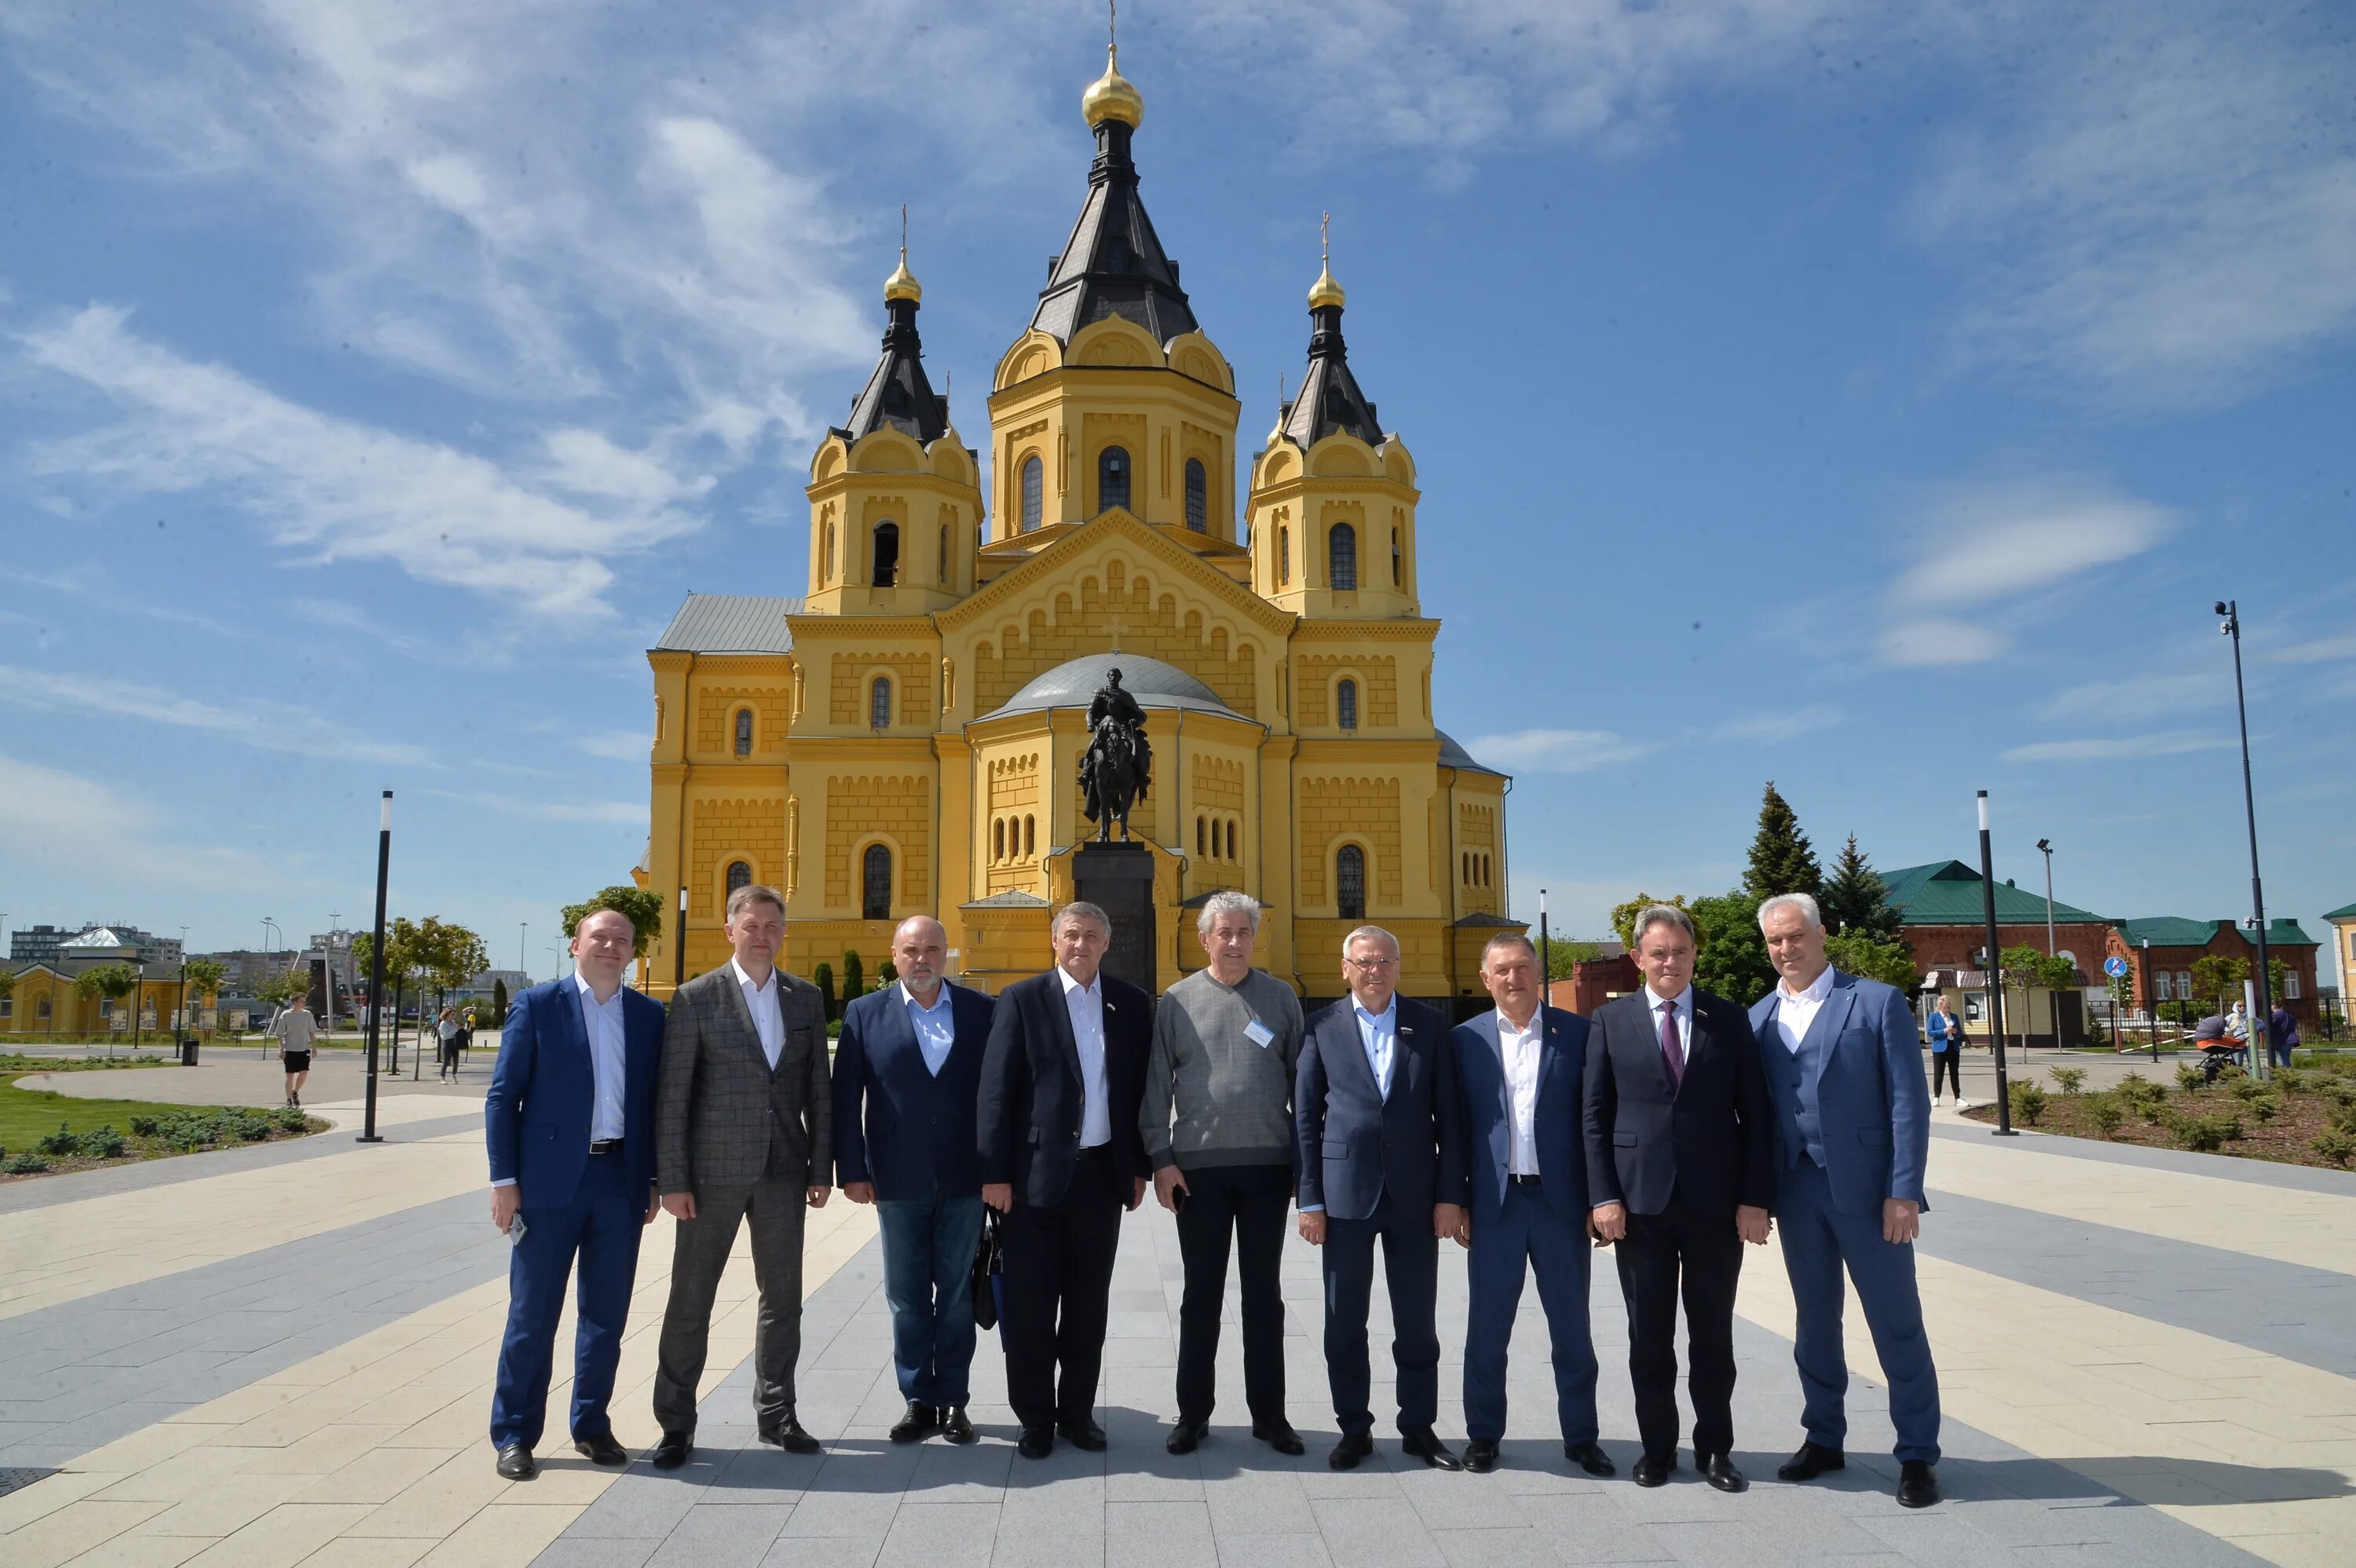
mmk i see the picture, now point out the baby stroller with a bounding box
[2192,1014,2245,1083]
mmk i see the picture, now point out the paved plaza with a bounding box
[3,1056,2354,1567]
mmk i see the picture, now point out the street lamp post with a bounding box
[2216,600,2274,1083]
[674,886,688,993]
[1977,791,2016,1135]
[358,791,392,1143]
[518,922,529,978]
[2035,839,2057,956]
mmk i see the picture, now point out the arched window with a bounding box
[871,520,899,587]
[1098,446,1130,514]
[821,522,835,582]
[727,860,752,894]
[1276,526,1290,586]
[1330,523,1357,590]
[1106,233,1133,272]
[870,676,892,731]
[36,993,52,1021]
[1196,816,1207,856]
[1226,821,1238,860]
[1337,845,1366,922]
[1391,529,1402,587]
[1337,678,1359,731]
[1023,816,1035,857]
[1184,459,1207,532]
[938,524,951,584]
[1020,455,1043,532]
[734,708,753,757]
[993,820,1006,861]
[862,844,892,920]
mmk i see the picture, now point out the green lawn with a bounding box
[0,1076,326,1174]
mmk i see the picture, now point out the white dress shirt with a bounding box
[1354,997,1397,1100]
[579,972,629,1144]
[734,956,785,1070]
[1494,1007,1544,1175]
[1059,965,1114,1148]
[1772,963,1836,1054]
[903,981,956,1076]
[1647,985,1694,1073]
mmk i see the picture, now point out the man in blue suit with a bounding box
[1296,924,1466,1471]
[485,908,665,1480]
[835,916,995,1446]
[1449,934,1614,1477]
[1752,893,1941,1508]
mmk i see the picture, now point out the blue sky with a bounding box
[3,1,2352,974]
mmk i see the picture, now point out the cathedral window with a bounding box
[1021,455,1043,532]
[1226,820,1238,860]
[872,521,899,587]
[727,860,752,894]
[1184,459,1206,531]
[862,844,892,920]
[1330,523,1357,590]
[870,676,892,731]
[1106,232,1133,272]
[734,708,753,757]
[1337,678,1359,731]
[1099,446,1131,514]
[993,820,1006,861]
[938,524,951,583]
[1196,816,1206,857]
[821,522,836,582]
[1392,529,1402,587]
[1024,815,1036,857]
[1337,845,1366,922]
[1276,526,1290,586]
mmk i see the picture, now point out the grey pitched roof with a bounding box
[1030,121,1199,346]
[1279,299,1382,448]
[962,890,1051,908]
[653,595,801,654]
[980,652,1246,722]
[1436,730,1504,778]
[838,298,949,445]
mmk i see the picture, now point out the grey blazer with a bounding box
[655,964,832,1193]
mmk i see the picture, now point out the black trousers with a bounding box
[1931,1052,1962,1098]
[1322,1192,1441,1437]
[1173,1162,1290,1425]
[1613,1186,1744,1461]
[999,1146,1125,1433]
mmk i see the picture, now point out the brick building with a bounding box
[1881,861,2113,1047]
[2107,917,2323,1026]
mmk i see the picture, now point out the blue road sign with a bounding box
[2104,956,2130,978]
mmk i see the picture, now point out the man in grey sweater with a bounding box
[1143,891,1307,1457]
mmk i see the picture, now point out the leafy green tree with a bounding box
[1542,936,1600,981]
[181,959,226,1034]
[488,977,510,1026]
[0,965,16,1022]
[353,919,423,1062]
[1821,833,1901,941]
[559,886,664,959]
[2190,954,2249,1016]
[1999,945,2076,1051]
[75,963,138,1047]
[1691,890,1774,1003]
[412,918,489,1022]
[1824,930,1920,992]
[1743,781,1822,902]
[1609,893,1700,951]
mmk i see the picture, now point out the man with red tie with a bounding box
[1583,905,1773,1492]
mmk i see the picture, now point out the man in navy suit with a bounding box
[1753,893,1941,1508]
[1449,934,1613,1477]
[1585,904,1773,1492]
[836,916,996,1446]
[978,902,1153,1459]
[485,908,665,1480]
[1296,925,1466,1471]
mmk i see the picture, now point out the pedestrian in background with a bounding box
[270,994,318,1108]
[438,1007,462,1083]
[1925,998,1963,1106]
[2269,1000,2299,1070]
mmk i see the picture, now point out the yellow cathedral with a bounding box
[635,44,1518,1007]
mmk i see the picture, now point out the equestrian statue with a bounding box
[1079,667,1152,842]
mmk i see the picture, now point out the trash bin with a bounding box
[179,1035,200,1066]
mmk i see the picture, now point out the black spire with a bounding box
[839,291,948,445]
[1030,117,1199,345]
[1279,297,1381,448]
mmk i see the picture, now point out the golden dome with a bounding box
[1308,263,1345,311]
[884,248,922,304]
[1082,45,1143,129]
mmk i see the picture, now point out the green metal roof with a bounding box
[2325,901,2356,920]
[1880,861,2105,926]
[2118,916,2318,949]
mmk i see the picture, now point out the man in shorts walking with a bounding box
[272,992,320,1107]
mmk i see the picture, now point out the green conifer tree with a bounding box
[1821,832,1902,940]
[1742,781,1823,901]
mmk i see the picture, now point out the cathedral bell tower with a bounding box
[1247,225,1422,619]
[805,228,983,615]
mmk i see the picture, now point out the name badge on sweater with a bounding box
[1243,1019,1275,1049]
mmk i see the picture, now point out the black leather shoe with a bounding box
[1777,1442,1845,1482]
[1632,1452,1675,1487]
[1897,1460,1941,1508]
[941,1405,976,1445]
[1702,1453,1748,1493]
[495,1443,536,1480]
[758,1415,822,1455]
[1565,1440,1616,1477]
[1462,1438,1499,1473]
[1057,1415,1107,1452]
[1328,1431,1374,1470]
[1252,1420,1305,1457]
[572,1433,627,1467]
[649,1431,692,1470]
[1400,1427,1462,1471]
[890,1402,938,1444]
[1166,1418,1209,1455]
[1018,1425,1055,1460]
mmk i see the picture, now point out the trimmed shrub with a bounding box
[2248,1095,2283,1125]
[2165,1111,2233,1153]
[3,1151,48,1175]
[2083,1091,2124,1139]
[37,1122,80,1157]
[2314,1130,2356,1168]
[2049,1065,2087,1096]
[2009,1081,2048,1128]
[78,1124,127,1159]
[2175,1063,2206,1094]
[130,1116,159,1136]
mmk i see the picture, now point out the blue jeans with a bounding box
[877,1193,986,1408]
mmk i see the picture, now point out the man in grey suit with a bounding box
[650,883,832,1467]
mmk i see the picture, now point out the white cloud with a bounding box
[0,661,439,769]
[571,730,649,762]
[1890,481,2173,607]
[2268,632,2356,665]
[420,787,645,825]
[2001,730,2232,763]
[1465,728,1660,773]
[1711,705,1840,744]
[2037,671,2230,723]
[0,751,280,893]
[1879,620,2009,668]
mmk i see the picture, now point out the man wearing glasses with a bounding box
[1295,925,1468,1471]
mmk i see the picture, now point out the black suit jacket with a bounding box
[978,967,1154,1208]
[1294,996,1463,1223]
[1582,987,1773,1219]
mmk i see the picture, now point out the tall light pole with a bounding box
[1977,791,2015,1135]
[2216,600,2273,1082]
[358,791,392,1143]
[2035,839,2057,956]
[673,886,688,993]
[518,922,529,977]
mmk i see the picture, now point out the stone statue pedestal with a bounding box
[1073,841,1156,996]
